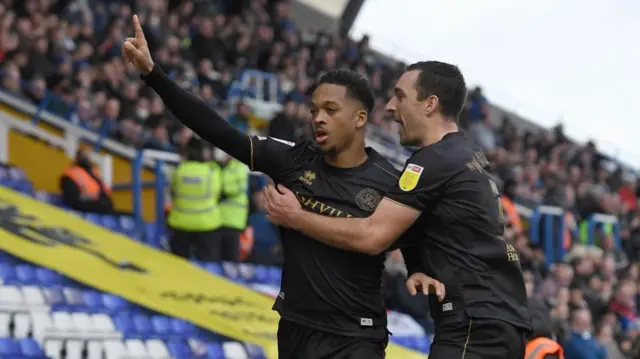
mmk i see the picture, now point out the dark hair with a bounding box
[406,61,467,118]
[316,69,375,114]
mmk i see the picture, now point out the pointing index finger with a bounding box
[133,15,146,43]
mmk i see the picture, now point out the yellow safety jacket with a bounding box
[220,159,249,230]
[168,161,222,232]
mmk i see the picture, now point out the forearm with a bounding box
[291,211,380,254]
[400,246,423,276]
[141,65,252,164]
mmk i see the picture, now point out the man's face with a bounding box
[385,70,431,146]
[310,83,366,156]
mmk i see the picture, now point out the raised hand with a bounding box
[122,15,154,75]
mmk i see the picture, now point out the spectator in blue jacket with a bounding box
[564,308,607,359]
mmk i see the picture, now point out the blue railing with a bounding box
[529,206,620,265]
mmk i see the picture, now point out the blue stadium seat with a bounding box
[254,265,269,284]
[151,315,172,337]
[19,338,45,357]
[8,167,26,181]
[267,266,281,285]
[42,288,66,308]
[143,222,158,244]
[166,339,192,358]
[64,288,87,309]
[244,343,267,359]
[119,216,136,233]
[238,264,257,283]
[132,314,153,336]
[206,343,224,359]
[34,191,51,203]
[102,293,129,313]
[0,338,20,357]
[101,215,119,231]
[14,181,35,196]
[0,167,7,180]
[412,336,430,353]
[393,335,429,352]
[84,213,102,226]
[113,314,136,337]
[0,178,11,188]
[48,194,63,206]
[222,262,245,283]
[15,265,37,285]
[171,319,195,336]
[82,290,104,312]
[204,262,224,276]
[35,268,63,287]
[0,262,16,283]
[0,250,18,264]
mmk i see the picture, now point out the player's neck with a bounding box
[422,121,459,147]
[324,143,368,168]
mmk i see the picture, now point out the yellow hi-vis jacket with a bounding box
[168,161,222,232]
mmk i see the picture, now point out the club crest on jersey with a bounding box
[299,170,316,186]
[399,163,423,192]
[356,188,382,212]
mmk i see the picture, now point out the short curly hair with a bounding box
[316,69,375,114]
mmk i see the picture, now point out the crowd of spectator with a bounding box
[2,0,640,358]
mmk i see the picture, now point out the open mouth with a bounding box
[315,128,329,144]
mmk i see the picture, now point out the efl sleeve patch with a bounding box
[398,163,424,192]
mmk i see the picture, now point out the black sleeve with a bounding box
[400,244,423,277]
[141,65,251,164]
[250,136,310,182]
[386,148,451,210]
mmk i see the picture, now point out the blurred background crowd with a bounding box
[1,0,639,358]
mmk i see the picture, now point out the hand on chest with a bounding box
[287,168,384,218]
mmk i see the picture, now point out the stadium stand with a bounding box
[1,0,640,358]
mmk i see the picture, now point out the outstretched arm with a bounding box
[262,185,421,255]
[122,15,251,164]
[141,66,252,164]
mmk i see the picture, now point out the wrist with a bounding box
[289,209,306,231]
[143,61,155,76]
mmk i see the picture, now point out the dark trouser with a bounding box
[169,229,219,261]
[277,319,387,359]
[429,312,527,359]
[213,227,241,262]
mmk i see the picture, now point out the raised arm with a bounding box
[122,15,250,164]
[141,66,252,164]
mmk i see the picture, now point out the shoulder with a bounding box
[365,148,402,183]
[410,132,477,171]
[252,136,316,157]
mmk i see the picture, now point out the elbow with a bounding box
[363,243,387,256]
[359,225,388,255]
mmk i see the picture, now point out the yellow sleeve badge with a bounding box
[398,163,424,192]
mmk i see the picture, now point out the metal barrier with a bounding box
[529,206,566,265]
[530,206,620,265]
[132,149,179,238]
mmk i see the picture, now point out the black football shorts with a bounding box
[277,319,387,359]
[429,312,527,359]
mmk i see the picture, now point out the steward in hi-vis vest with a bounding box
[167,147,222,261]
[525,337,564,359]
[60,147,114,214]
[213,148,249,261]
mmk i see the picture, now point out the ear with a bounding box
[424,95,439,116]
[355,109,368,129]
